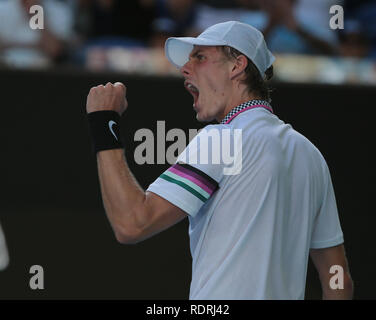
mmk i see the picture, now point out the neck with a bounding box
[216,91,261,123]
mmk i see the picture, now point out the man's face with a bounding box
[181,46,233,122]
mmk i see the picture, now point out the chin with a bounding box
[194,102,216,122]
[196,113,214,123]
[195,113,205,122]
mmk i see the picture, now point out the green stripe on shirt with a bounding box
[163,170,211,199]
[160,173,208,202]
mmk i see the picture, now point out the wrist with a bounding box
[87,110,124,154]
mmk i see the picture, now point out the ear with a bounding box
[230,55,248,80]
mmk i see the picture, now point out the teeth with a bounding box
[187,83,198,92]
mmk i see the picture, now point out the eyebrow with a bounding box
[190,50,204,59]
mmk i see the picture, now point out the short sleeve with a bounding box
[310,164,344,249]
[147,124,241,217]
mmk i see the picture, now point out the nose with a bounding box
[180,60,191,77]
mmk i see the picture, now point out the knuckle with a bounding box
[115,82,126,93]
[114,81,125,87]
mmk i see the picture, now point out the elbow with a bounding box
[108,204,148,245]
[114,229,142,245]
[112,216,144,245]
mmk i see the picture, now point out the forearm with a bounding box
[86,83,182,243]
[96,148,146,243]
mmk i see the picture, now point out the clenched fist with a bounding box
[86,82,128,115]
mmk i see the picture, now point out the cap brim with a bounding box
[165,37,227,68]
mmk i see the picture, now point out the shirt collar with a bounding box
[220,100,273,125]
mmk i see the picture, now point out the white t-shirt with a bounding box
[147,100,344,299]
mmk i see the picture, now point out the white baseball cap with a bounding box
[165,21,275,77]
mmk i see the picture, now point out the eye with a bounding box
[197,54,205,61]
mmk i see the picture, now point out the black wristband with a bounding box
[87,110,123,154]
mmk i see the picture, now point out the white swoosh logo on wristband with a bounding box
[108,120,118,141]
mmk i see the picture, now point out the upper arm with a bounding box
[310,244,353,299]
[125,191,187,244]
[310,244,350,282]
[128,125,228,243]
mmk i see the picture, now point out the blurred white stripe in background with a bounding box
[0,221,9,271]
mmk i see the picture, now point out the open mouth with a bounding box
[184,81,200,107]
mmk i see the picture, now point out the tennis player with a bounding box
[86,21,353,299]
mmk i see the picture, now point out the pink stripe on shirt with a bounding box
[168,166,214,194]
